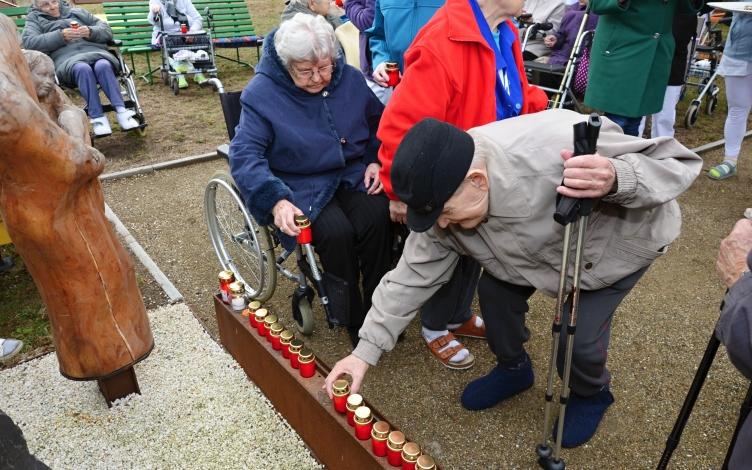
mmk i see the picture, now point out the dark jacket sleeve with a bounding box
[78,9,113,44]
[345,0,375,32]
[21,16,66,53]
[228,94,294,225]
[716,251,752,380]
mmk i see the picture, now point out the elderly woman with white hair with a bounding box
[229,13,392,346]
[22,0,140,137]
[280,0,342,30]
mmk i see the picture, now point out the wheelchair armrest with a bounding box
[108,39,123,47]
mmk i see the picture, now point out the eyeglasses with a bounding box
[290,64,334,80]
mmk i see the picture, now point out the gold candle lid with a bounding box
[218,270,234,281]
[254,308,268,320]
[402,442,420,461]
[248,300,262,311]
[385,61,398,71]
[298,348,314,362]
[269,322,284,335]
[416,455,436,470]
[280,330,294,342]
[346,393,363,411]
[241,308,252,317]
[387,431,405,449]
[354,406,372,424]
[332,379,350,396]
[294,214,311,228]
[228,281,244,295]
[289,339,304,352]
[371,421,390,439]
[263,314,278,327]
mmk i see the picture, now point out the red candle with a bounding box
[247,300,261,328]
[269,322,283,350]
[280,330,294,358]
[401,442,420,470]
[346,394,363,427]
[289,339,303,369]
[180,23,188,33]
[371,421,390,457]
[263,315,278,341]
[298,348,316,378]
[387,431,405,467]
[218,270,235,304]
[385,62,400,87]
[354,406,373,441]
[254,308,268,335]
[416,455,436,470]
[295,215,313,245]
[332,379,350,414]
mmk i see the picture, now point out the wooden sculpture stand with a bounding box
[0,16,153,406]
[214,296,394,470]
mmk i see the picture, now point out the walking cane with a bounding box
[536,113,601,470]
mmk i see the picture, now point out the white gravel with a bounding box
[0,303,321,470]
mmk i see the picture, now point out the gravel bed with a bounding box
[0,303,321,470]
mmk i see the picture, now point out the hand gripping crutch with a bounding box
[536,113,601,470]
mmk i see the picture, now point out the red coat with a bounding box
[377,0,548,199]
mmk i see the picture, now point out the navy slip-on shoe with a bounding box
[553,386,615,448]
[460,352,534,411]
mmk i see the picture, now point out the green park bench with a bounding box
[1,6,28,31]
[103,0,262,84]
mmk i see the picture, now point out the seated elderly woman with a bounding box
[22,0,139,137]
[229,13,392,346]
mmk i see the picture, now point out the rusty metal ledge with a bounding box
[214,296,392,469]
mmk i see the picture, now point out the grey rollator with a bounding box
[536,113,601,470]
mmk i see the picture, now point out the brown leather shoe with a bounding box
[450,314,486,339]
[425,332,474,370]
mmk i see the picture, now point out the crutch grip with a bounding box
[554,114,601,225]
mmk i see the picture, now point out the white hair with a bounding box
[286,0,324,8]
[275,13,339,68]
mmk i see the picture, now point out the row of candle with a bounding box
[332,379,437,470]
[242,301,316,378]
[239,301,436,469]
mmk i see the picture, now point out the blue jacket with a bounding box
[229,29,384,249]
[725,11,752,62]
[367,0,444,71]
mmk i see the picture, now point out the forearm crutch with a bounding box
[537,113,601,470]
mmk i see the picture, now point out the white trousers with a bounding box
[723,74,752,159]
[638,85,683,138]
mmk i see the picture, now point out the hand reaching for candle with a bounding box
[324,354,369,399]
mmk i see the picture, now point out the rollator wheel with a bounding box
[684,101,700,128]
[161,69,169,86]
[706,95,718,115]
[294,296,315,336]
[204,170,276,301]
[171,78,180,95]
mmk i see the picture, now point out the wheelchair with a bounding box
[203,84,335,335]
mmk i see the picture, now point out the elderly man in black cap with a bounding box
[325,108,701,447]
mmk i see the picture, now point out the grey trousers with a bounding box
[478,267,648,396]
[420,255,481,330]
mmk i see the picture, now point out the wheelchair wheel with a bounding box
[684,101,700,128]
[204,170,276,301]
[294,296,315,336]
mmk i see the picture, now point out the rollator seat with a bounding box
[524,61,566,74]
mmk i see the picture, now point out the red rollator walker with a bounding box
[536,113,601,470]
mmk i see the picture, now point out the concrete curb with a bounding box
[100,151,220,182]
[104,204,183,304]
[690,130,752,154]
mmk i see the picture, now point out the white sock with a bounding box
[422,327,469,364]
[115,106,127,114]
[447,315,484,331]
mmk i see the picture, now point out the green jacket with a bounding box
[584,0,702,117]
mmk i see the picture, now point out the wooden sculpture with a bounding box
[0,15,153,404]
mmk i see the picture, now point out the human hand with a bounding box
[61,28,83,42]
[557,150,616,199]
[364,163,383,195]
[716,218,752,288]
[78,25,91,39]
[389,200,407,224]
[272,199,303,236]
[372,62,390,87]
[544,35,557,48]
[151,4,161,13]
[329,0,345,16]
[323,354,369,399]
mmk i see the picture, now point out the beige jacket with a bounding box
[353,109,702,365]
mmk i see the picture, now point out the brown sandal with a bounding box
[425,332,475,370]
[450,314,486,339]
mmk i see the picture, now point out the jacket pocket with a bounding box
[611,238,666,263]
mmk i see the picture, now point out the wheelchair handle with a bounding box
[535,22,554,32]
[553,113,601,226]
[517,12,533,22]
